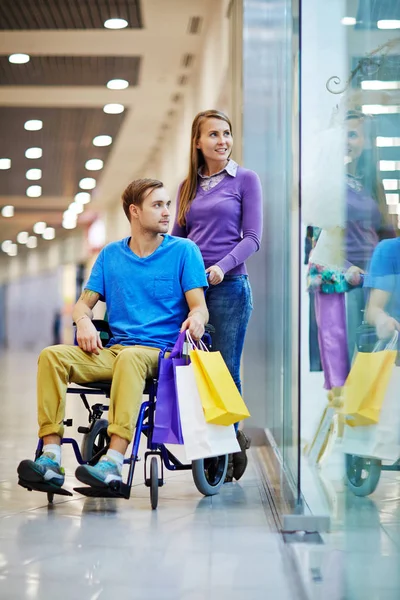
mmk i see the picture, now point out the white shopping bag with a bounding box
[175,363,240,461]
[343,367,400,461]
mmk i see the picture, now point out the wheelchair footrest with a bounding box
[18,478,73,497]
[73,483,131,499]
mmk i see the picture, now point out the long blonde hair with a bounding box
[177,109,233,226]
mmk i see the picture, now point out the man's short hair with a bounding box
[122,178,164,221]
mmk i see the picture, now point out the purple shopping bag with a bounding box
[152,331,188,445]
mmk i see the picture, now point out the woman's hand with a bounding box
[206,265,224,286]
[345,266,364,286]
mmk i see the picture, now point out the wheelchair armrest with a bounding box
[92,319,112,336]
[73,319,111,334]
[73,319,112,345]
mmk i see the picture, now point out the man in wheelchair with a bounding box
[364,237,400,340]
[18,178,208,492]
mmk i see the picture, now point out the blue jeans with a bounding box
[205,275,253,397]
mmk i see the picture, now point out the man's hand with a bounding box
[76,317,103,354]
[180,313,205,341]
[375,312,400,340]
[345,265,364,286]
[206,265,224,286]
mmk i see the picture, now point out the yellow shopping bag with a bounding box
[341,343,397,427]
[189,348,250,426]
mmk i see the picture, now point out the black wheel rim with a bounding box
[347,454,375,488]
[203,455,226,486]
[92,429,110,460]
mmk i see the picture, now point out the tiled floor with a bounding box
[0,351,297,600]
[295,447,400,600]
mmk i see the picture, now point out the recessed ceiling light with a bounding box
[93,135,112,147]
[362,105,400,114]
[26,185,42,198]
[341,17,356,25]
[85,159,103,171]
[25,147,43,159]
[26,236,38,249]
[386,193,400,205]
[377,20,400,29]
[7,243,18,257]
[26,168,42,180]
[361,80,400,90]
[33,221,46,234]
[1,240,12,252]
[62,218,77,230]
[79,177,96,190]
[42,227,55,240]
[377,137,400,147]
[75,192,91,204]
[9,53,30,64]
[103,103,125,114]
[107,79,129,90]
[1,205,14,217]
[24,119,43,131]
[104,18,128,29]
[68,202,84,215]
[380,160,400,171]
[17,231,29,244]
[383,179,400,190]
[0,158,11,169]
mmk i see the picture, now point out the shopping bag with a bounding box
[189,343,250,426]
[175,362,240,461]
[341,333,397,427]
[342,367,400,461]
[152,331,186,445]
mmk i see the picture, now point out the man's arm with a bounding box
[72,289,103,354]
[365,289,399,340]
[181,288,209,341]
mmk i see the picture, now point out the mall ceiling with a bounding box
[0,0,212,255]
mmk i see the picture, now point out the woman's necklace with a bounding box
[346,172,363,192]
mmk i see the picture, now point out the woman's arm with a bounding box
[216,170,263,274]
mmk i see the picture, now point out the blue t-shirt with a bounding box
[364,238,400,322]
[85,234,207,349]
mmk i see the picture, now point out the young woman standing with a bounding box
[172,110,263,481]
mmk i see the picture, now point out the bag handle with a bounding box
[186,331,209,352]
[168,330,187,358]
[373,330,398,353]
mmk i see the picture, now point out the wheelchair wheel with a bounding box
[150,457,158,510]
[192,454,228,496]
[81,419,110,464]
[345,454,382,497]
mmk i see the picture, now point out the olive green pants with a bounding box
[37,344,161,442]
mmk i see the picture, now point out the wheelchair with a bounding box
[345,324,400,497]
[18,321,229,509]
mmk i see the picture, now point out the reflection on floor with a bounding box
[0,351,296,600]
[297,443,400,600]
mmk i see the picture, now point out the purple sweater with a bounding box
[172,166,263,276]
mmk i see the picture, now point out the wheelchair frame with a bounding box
[19,322,228,509]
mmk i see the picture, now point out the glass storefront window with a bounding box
[300,0,400,594]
